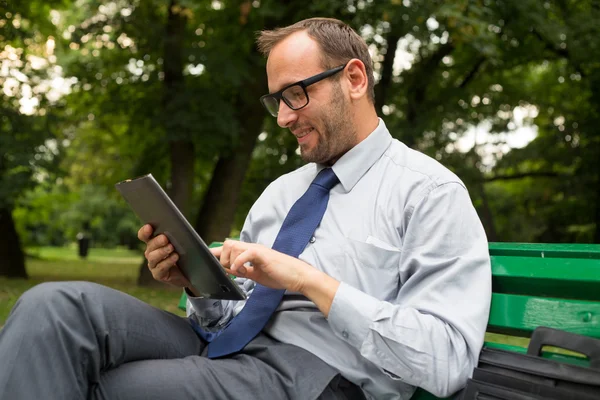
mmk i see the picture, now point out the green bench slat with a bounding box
[178,293,187,311]
[491,256,600,300]
[489,242,600,259]
[488,292,600,338]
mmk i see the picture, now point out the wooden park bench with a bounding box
[178,242,600,399]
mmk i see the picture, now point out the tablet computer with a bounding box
[115,174,246,300]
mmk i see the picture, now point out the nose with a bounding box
[276,100,298,128]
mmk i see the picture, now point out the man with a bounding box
[0,18,491,399]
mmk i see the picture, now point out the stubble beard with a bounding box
[300,83,357,165]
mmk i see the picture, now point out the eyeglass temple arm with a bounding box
[302,64,346,87]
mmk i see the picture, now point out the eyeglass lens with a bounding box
[282,85,308,109]
[263,84,309,117]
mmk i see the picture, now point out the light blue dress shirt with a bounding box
[187,119,492,399]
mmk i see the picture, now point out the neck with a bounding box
[353,105,379,144]
[324,106,379,166]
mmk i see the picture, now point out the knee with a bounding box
[15,281,90,318]
[20,281,80,302]
[3,282,84,339]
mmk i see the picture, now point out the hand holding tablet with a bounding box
[137,224,190,288]
[116,174,246,300]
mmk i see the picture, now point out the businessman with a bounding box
[0,18,491,400]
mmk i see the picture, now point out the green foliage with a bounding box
[0,3,65,209]
[13,181,141,248]
[2,0,599,251]
[233,118,305,233]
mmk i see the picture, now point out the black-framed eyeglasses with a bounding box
[260,63,347,117]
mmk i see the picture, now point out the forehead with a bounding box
[265,31,324,92]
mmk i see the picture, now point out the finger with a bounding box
[147,244,174,269]
[226,261,253,278]
[152,253,179,281]
[163,265,192,287]
[227,267,246,278]
[231,248,260,275]
[220,240,234,268]
[229,241,250,266]
[224,239,249,257]
[137,224,154,242]
[144,234,170,259]
[209,246,223,258]
[211,247,233,274]
[223,255,253,277]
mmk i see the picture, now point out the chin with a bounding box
[300,152,317,164]
[299,152,313,163]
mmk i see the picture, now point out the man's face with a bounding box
[266,31,357,165]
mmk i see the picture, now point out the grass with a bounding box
[1,245,185,326]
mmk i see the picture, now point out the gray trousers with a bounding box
[0,282,365,400]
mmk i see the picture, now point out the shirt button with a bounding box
[342,330,349,339]
[309,236,316,244]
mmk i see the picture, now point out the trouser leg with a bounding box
[1,281,366,400]
[92,333,363,400]
[0,281,203,400]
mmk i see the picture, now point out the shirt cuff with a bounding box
[327,282,380,349]
[184,287,223,317]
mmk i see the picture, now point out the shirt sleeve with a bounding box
[327,182,492,397]
[185,279,255,331]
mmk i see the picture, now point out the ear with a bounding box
[344,58,369,101]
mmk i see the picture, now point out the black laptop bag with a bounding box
[460,327,600,400]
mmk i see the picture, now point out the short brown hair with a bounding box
[257,18,375,104]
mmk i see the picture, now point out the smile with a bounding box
[295,127,314,139]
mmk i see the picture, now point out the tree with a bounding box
[52,0,237,284]
[54,0,365,285]
[479,0,600,243]
[0,0,68,277]
[7,0,597,285]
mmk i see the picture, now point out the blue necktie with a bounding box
[206,168,339,358]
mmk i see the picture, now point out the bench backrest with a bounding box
[487,242,600,339]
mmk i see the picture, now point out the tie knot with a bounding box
[312,168,339,191]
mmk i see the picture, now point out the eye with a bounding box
[286,86,304,100]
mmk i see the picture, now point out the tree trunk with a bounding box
[404,42,455,149]
[194,102,264,244]
[594,173,600,243]
[375,29,402,113]
[138,0,192,286]
[593,134,600,244]
[0,206,27,279]
[587,70,600,246]
[168,141,195,218]
[163,0,193,216]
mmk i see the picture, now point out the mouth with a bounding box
[293,127,314,143]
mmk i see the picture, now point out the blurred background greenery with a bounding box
[1,0,599,323]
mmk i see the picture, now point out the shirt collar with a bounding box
[317,118,392,192]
